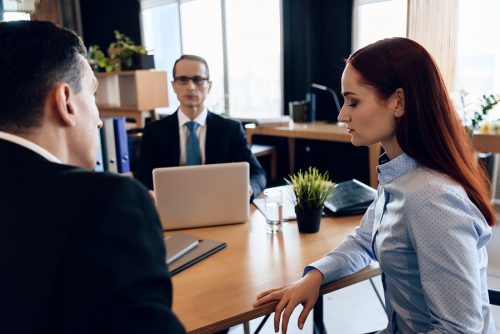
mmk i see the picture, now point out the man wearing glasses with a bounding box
[135,54,266,200]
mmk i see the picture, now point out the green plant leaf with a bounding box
[285,166,335,211]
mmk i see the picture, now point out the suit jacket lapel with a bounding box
[167,111,181,166]
[205,111,216,163]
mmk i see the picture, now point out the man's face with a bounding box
[68,55,103,169]
[172,59,212,111]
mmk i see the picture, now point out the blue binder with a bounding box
[113,117,130,173]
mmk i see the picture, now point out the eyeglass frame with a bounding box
[173,75,210,86]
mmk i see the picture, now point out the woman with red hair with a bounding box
[255,38,496,333]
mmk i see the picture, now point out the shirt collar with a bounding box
[178,108,208,128]
[377,152,417,185]
[0,131,61,163]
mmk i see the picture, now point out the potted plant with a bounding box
[460,92,499,137]
[87,31,154,72]
[88,45,116,73]
[286,166,335,233]
[108,30,153,71]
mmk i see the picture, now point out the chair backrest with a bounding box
[489,289,500,306]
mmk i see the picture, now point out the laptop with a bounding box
[153,162,250,230]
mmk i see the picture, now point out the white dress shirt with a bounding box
[177,108,208,165]
[0,131,61,163]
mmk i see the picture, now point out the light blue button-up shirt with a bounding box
[307,153,495,333]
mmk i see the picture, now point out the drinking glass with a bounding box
[264,189,283,233]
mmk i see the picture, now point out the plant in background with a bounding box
[87,31,148,72]
[88,45,115,73]
[463,93,500,137]
[107,30,146,71]
[286,166,335,211]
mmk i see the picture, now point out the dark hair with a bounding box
[172,54,210,79]
[0,21,86,132]
[347,37,495,226]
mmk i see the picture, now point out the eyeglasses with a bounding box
[174,76,209,86]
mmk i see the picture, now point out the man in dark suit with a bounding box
[135,55,266,199]
[0,21,184,334]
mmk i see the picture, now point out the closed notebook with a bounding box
[168,238,227,276]
[164,233,200,265]
[324,179,376,215]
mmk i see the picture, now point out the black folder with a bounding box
[324,179,376,216]
[168,238,227,276]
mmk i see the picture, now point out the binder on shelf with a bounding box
[168,238,226,276]
[113,117,131,173]
[102,118,118,173]
[94,130,104,172]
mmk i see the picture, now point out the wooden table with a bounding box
[245,122,381,188]
[170,206,379,334]
[473,133,500,203]
[473,133,500,153]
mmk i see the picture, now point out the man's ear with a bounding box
[393,88,405,118]
[53,83,77,127]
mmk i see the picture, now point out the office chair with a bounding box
[490,288,500,306]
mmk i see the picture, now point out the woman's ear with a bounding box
[393,88,405,118]
[53,83,77,127]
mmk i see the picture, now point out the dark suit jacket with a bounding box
[135,111,266,197]
[0,139,185,334]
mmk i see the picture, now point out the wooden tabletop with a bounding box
[245,121,352,142]
[473,133,500,153]
[170,206,379,334]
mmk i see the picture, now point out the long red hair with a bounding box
[348,37,495,226]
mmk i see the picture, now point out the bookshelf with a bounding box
[95,70,169,128]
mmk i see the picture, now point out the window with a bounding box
[224,0,281,118]
[455,0,500,96]
[180,0,225,114]
[352,0,407,51]
[140,0,282,118]
[453,0,500,125]
[3,12,31,21]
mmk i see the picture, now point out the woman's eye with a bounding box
[348,101,357,107]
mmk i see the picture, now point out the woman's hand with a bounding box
[253,269,324,334]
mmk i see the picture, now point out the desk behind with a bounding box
[171,206,379,334]
[245,122,381,188]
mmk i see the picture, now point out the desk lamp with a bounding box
[311,83,342,123]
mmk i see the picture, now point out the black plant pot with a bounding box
[295,207,323,233]
[122,54,155,71]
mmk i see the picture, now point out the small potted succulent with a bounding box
[286,166,335,233]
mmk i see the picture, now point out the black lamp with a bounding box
[311,83,342,121]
